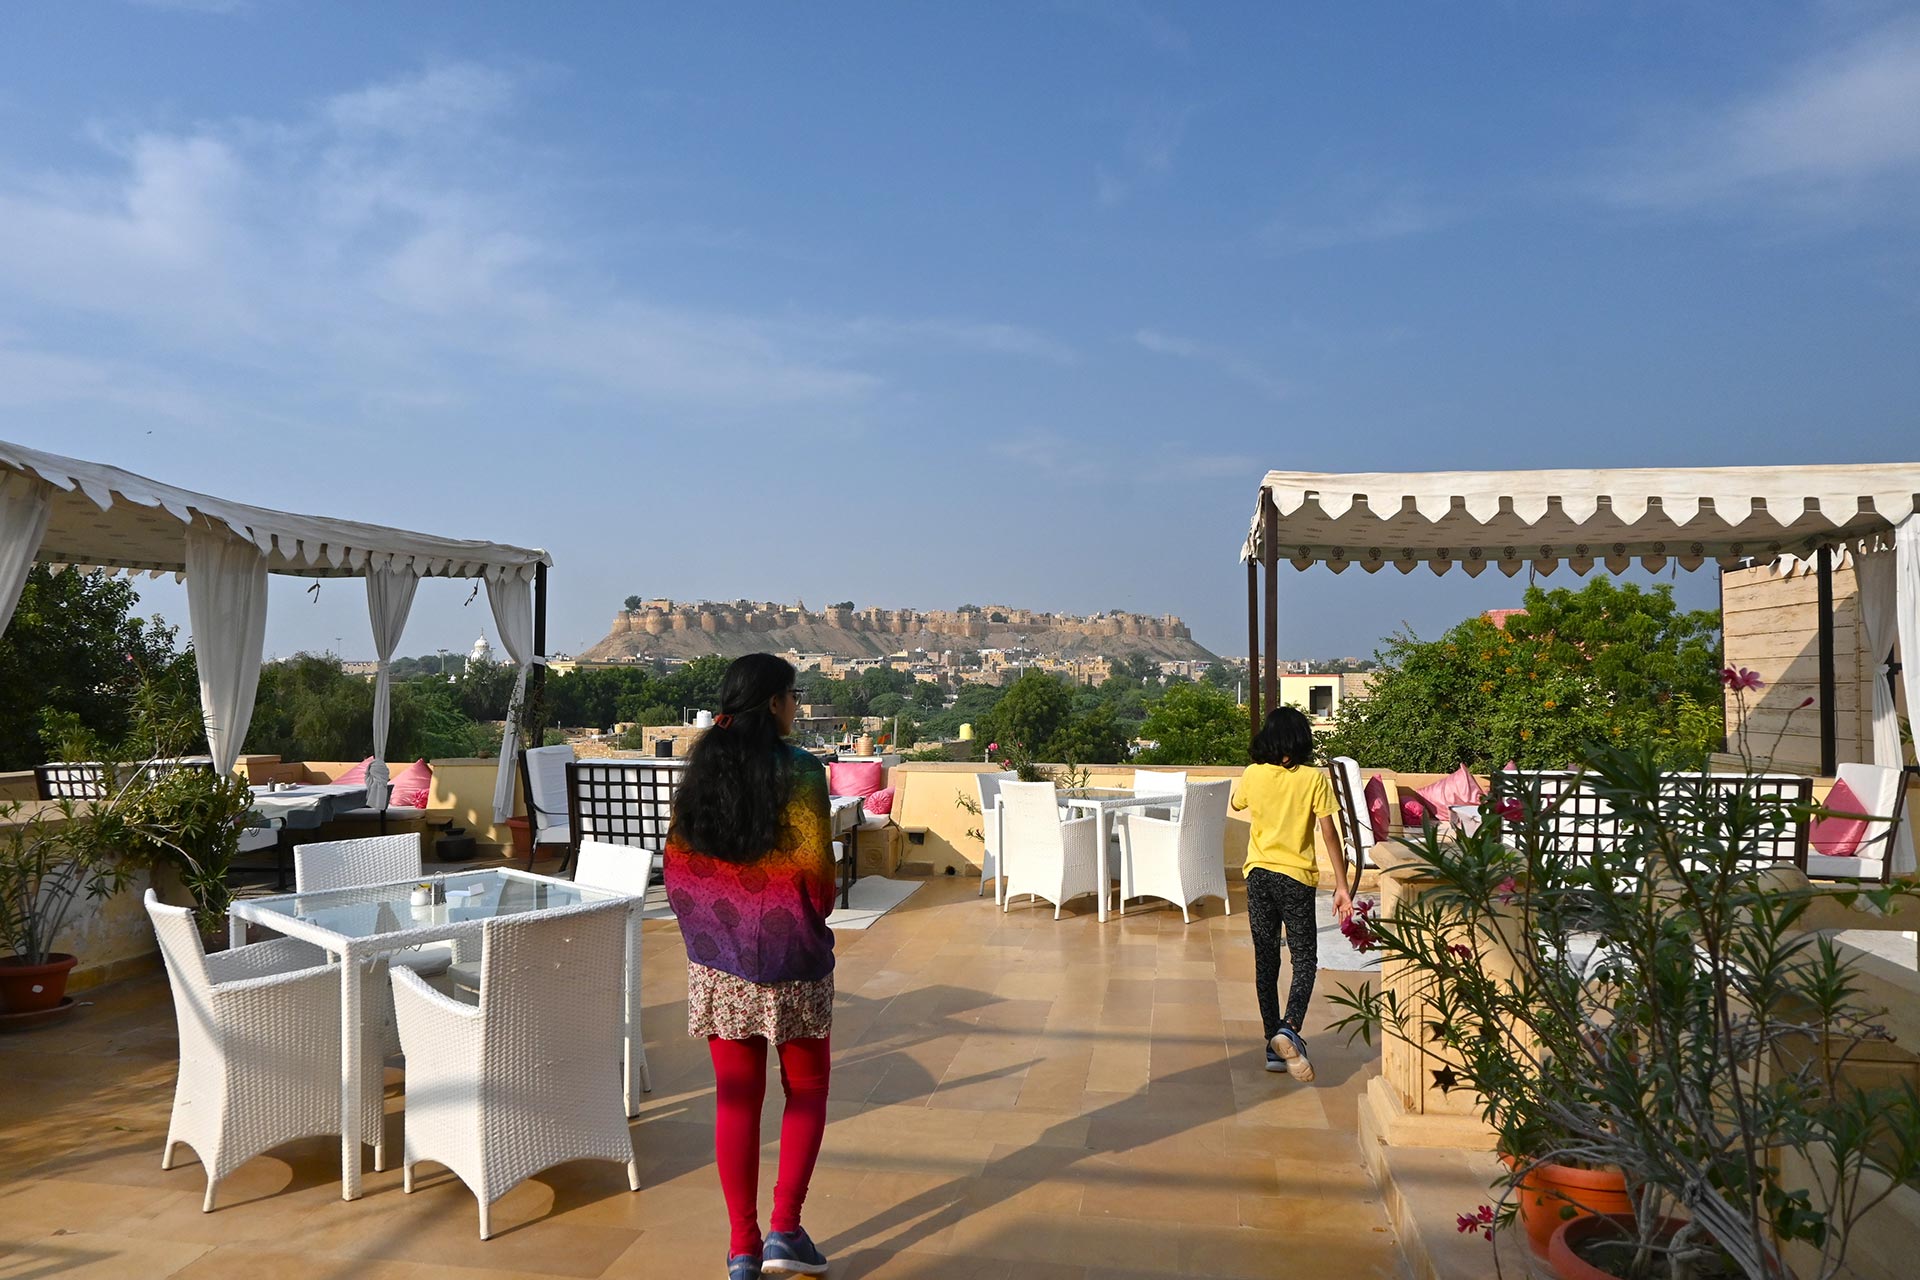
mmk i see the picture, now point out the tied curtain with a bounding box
[487,572,539,824]
[1855,548,1903,769]
[185,525,269,776]
[364,564,421,810]
[0,471,53,637]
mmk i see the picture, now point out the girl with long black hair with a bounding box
[664,653,835,1280]
[1231,705,1352,1082]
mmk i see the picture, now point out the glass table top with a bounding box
[1059,788,1159,802]
[235,869,626,940]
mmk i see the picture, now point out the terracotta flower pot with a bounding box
[506,816,532,860]
[1548,1214,1689,1280]
[0,953,78,1014]
[1508,1155,1633,1256]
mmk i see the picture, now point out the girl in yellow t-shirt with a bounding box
[1230,706,1352,1081]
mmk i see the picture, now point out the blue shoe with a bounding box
[1264,1043,1287,1073]
[761,1227,829,1275]
[1270,1027,1315,1082]
[728,1254,762,1280]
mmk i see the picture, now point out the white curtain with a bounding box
[364,564,421,809]
[1855,549,1903,768]
[487,571,538,823]
[1892,517,1920,878]
[0,471,53,638]
[185,525,269,776]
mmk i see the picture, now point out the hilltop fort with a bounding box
[577,599,1216,667]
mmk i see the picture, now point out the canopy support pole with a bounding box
[529,561,549,748]
[1246,556,1261,736]
[1262,492,1279,716]
[1817,545,1837,776]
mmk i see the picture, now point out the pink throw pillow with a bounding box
[1401,791,1439,829]
[1418,764,1485,811]
[828,760,885,799]
[1363,775,1391,840]
[865,786,895,816]
[390,759,433,809]
[333,756,374,785]
[1811,779,1871,857]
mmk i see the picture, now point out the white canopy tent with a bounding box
[0,439,551,821]
[1240,465,1920,786]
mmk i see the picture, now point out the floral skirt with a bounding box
[687,962,834,1044]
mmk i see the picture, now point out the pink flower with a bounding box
[1446,943,1473,961]
[1339,898,1379,953]
[1797,696,1815,709]
[1455,1204,1495,1242]
[987,742,998,752]
[1719,666,1764,692]
[1491,796,1524,824]
[1493,875,1518,904]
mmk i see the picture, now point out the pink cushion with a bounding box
[865,786,895,816]
[333,756,374,785]
[390,759,433,810]
[1418,764,1485,811]
[1811,779,1871,856]
[1363,775,1391,841]
[1401,791,1440,828]
[828,760,885,799]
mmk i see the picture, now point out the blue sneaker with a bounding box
[761,1227,829,1275]
[1270,1027,1315,1082]
[728,1254,762,1280]
[1264,1043,1287,1073]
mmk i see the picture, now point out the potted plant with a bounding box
[0,797,140,1015]
[1329,744,1920,1279]
[127,764,256,946]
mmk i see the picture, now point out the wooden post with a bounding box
[1816,545,1837,776]
[1263,492,1279,714]
[1246,554,1261,736]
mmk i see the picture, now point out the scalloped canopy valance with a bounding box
[1241,465,1920,576]
[1,438,550,580]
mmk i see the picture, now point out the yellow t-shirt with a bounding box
[1231,763,1337,887]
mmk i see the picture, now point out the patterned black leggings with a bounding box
[1246,868,1319,1041]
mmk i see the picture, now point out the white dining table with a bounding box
[1057,788,1173,922]
[227,867,633,1201]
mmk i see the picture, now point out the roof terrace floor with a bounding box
[0,875,1401,1279]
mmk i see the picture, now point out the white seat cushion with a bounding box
[392,942,454,978]
[1807,854,1884,880]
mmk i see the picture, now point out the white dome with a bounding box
[469,633,493,664]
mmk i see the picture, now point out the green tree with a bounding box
[1135,681,1248,766]
[1321,578,1722,771]
[979,670,1073,758]
[623,595,644,612]
[1048,702,1130,764]
[0,567,199,770]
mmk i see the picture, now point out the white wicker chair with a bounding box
[999,780,1101,918]
[1807,761,1916,882]
[391,899,639,1238]
[447,839,654,1111]
[1131,768,1188,820]
[520,743,576,853]
[1115,780,1233,923]
[975,770,1017,901]
[146,890,389,1211]
[294,834,451,979]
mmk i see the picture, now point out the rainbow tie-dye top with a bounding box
[664,745,837,985]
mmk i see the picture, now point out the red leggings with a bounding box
[707,1035,831,1257]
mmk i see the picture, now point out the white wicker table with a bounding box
[228,868,631,1201]
[1058,788,1171,922]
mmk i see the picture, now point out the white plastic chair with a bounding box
[391,899,639,1238]
[294,834,451,979]
[999,780,1101,918]
[975,770,1017,900]
[146,890,389,1211]
[521,743,576,853]
[1807,762,1916,882]
[1116,780,1232,923]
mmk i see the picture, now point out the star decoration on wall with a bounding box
[1431,1066,1460,1094]
[1425,1020,1448,1043]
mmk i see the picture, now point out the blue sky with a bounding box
[3,2,1917,661]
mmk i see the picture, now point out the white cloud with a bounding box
[1133,328,1289,400]
[0,61,1057,425]
[1097,102,1194,206]
[1596,17,1920,217]
[1258,191,1443,254]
